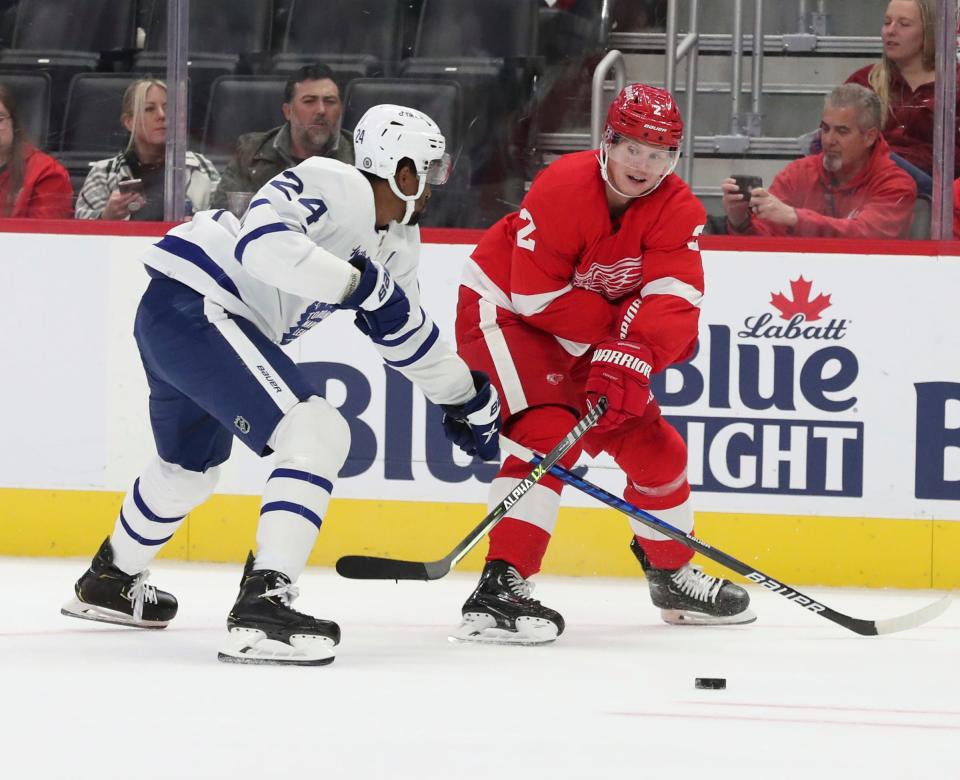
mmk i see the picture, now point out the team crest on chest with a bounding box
[572,255,644,300]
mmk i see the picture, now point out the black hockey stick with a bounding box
[500,437,951,636]
[335,397,608,581]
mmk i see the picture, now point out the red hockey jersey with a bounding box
[462,150,707,371]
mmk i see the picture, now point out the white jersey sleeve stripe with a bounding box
[382,323,440,368]
[479,299,529,412]
[155,235,243,301]
[235,222,298,264]
[639,276,704,307]
[511,285,572,316]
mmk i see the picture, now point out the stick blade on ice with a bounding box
[872,594,951,635]
[335,555,432,581]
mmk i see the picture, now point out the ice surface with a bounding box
[1,557,956,779]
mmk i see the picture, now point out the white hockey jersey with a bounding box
[139,157,474,405]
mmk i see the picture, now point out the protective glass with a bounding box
[425,153,452,185]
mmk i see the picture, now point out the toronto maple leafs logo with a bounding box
[572,256,644,300]
[770,276,832,322]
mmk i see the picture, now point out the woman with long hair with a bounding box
[0,82,73,218]
[846,0,960,191]
[75,78,219,220]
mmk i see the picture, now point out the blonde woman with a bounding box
[846,0,960,192]
[76,78,219,220]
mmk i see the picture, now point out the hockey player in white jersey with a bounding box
[61,105,502,666]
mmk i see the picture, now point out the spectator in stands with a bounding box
[845,0,959,195]
[0,82,73,219]
[75,79,219,221]
[721,84,917,239]
[210,64,353,210]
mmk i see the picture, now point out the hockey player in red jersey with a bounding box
[452,83,756,644]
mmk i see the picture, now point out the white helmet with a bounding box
[353,104,451,225]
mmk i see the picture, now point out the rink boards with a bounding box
[0,225,958,588]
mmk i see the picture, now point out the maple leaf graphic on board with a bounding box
[769,276,832,322]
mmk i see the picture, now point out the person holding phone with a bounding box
[75,79,219,221]
[721,84,917,239]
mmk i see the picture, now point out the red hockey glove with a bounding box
[585,340,654,433]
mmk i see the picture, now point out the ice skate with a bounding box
[61,537,178,628]
[630,538,756,625]
[450,560,564,645]
[217,553,340,666]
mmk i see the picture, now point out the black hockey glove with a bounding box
[440,371,502,462]
[341,255,411,340]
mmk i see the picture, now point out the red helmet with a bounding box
[605,84,683,150]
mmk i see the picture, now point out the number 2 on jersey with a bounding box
[516,208,537,251]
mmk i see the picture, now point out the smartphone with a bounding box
[731,174,762,203]
[117,178,144,195]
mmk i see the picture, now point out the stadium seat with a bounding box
[273,0,413,77]
[135,0,275,140]
[0,69,51,150]
[58,73,159,189]
[6,0,136,52]
[343,77,473,228]
[400,0,541,225]
[201,75,287,166]
[0,0,137,148]
[538,0,608,62]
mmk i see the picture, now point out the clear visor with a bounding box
[424,153,452,185]
[605,136,680,176]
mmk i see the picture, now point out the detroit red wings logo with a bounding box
[572,256,643,300]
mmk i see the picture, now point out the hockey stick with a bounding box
[500,437,951,637]
[335,397,608,581]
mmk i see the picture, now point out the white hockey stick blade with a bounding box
[872,594,951,635]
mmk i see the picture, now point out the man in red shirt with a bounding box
[722,84,917,239]
[452,84,755,645]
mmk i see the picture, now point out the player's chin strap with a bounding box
[596,143,678,201]
[388,173,426,225]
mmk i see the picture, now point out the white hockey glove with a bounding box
[440,371,502,462]
[341,255,411,341]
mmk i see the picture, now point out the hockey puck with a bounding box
[695,678,726,690]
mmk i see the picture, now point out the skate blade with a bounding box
[660,607,758,626]
[448,612,559,646]
[60,598,169,629]
[217,627,336,666]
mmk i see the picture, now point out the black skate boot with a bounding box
[451,560,564,645]
[217,553,340,666]
[61,537,177,628]
[630,538,756,625]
